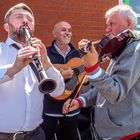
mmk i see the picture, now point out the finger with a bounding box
[78,39,89,48]
[62,103,69,114]
[59,68,64,72]
[31,38,45,49]
[18,47,38,54]
[31,38,41,44]
[31,38,42,49]
[17,49,38,58]
[78,39,88,45]
[62,99,72,113]
[67,102,77,112]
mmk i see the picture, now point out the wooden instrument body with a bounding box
[53,57,88,101]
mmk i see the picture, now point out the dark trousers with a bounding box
[0,127,45,140]
[42,115,80,140]
[27,127,45,140]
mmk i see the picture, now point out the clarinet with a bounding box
[23,23,57,94]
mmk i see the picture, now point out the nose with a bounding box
[22,16,29,24]
[23,21,27,26]
[106,26,111,34]
[65,30,70,34]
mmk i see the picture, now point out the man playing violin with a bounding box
[63,4,140,140]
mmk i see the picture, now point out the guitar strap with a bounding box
[12,44,40,82]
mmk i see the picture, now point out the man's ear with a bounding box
[3,23,9,32]
[52,30,56,38]
[127,18,132,28]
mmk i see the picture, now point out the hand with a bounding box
[78,39,99,68]
[15,46,38,70]
[61,68,73,80]
[62,98,80,114]
[101,56,110,63]
[30,37,52,70]
[6,46,38,77]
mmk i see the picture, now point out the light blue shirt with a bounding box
[54,43,70,58]
[0,38,64,133]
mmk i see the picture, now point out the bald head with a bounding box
[53,21,72,45]
[53,21,72,33]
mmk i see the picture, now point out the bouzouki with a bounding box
[49,57,88,101]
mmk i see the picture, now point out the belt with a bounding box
[0,127,39,140]
[120,131,140,140]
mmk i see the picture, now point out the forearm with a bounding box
[6,64,21,77]
[41,55,52,70]
[0,64,18,84]
[46,66,65,97]
[78,87,97,107]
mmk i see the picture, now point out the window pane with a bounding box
[123,0,140,13]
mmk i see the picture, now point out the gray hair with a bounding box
[105,4,138,29]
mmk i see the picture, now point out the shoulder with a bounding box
[135,41,140,51]
[0,42,5,46]
[46,41,56,52]
[122,40,140,56]
[129,40,140,54]
[0,42,7,56]
[0,42,6,50]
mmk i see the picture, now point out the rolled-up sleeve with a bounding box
[46,66,65,97]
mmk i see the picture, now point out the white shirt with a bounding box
[0,38,64,133]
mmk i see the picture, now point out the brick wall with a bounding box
[0,0,118,69]
[0,0,118,46]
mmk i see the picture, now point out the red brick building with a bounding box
[0,0,118,47]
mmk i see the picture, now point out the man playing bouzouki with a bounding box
[42,21,91,140]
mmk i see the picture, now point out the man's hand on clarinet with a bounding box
[6,46,38,77]
[30,37,52,70]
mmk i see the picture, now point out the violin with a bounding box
[79,29,135,61]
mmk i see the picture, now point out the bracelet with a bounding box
[75,98,82,108]
[84,63,99,73]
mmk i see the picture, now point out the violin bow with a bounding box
[64,73,87,116]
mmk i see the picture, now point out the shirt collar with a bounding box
[54,43,71,57]
[5,37,23,48]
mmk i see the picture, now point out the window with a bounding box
[119,0,140,30]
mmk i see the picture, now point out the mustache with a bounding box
[13,25,33,38]
[8,23,33,42]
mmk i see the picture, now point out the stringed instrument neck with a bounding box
[54,57,83,71]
